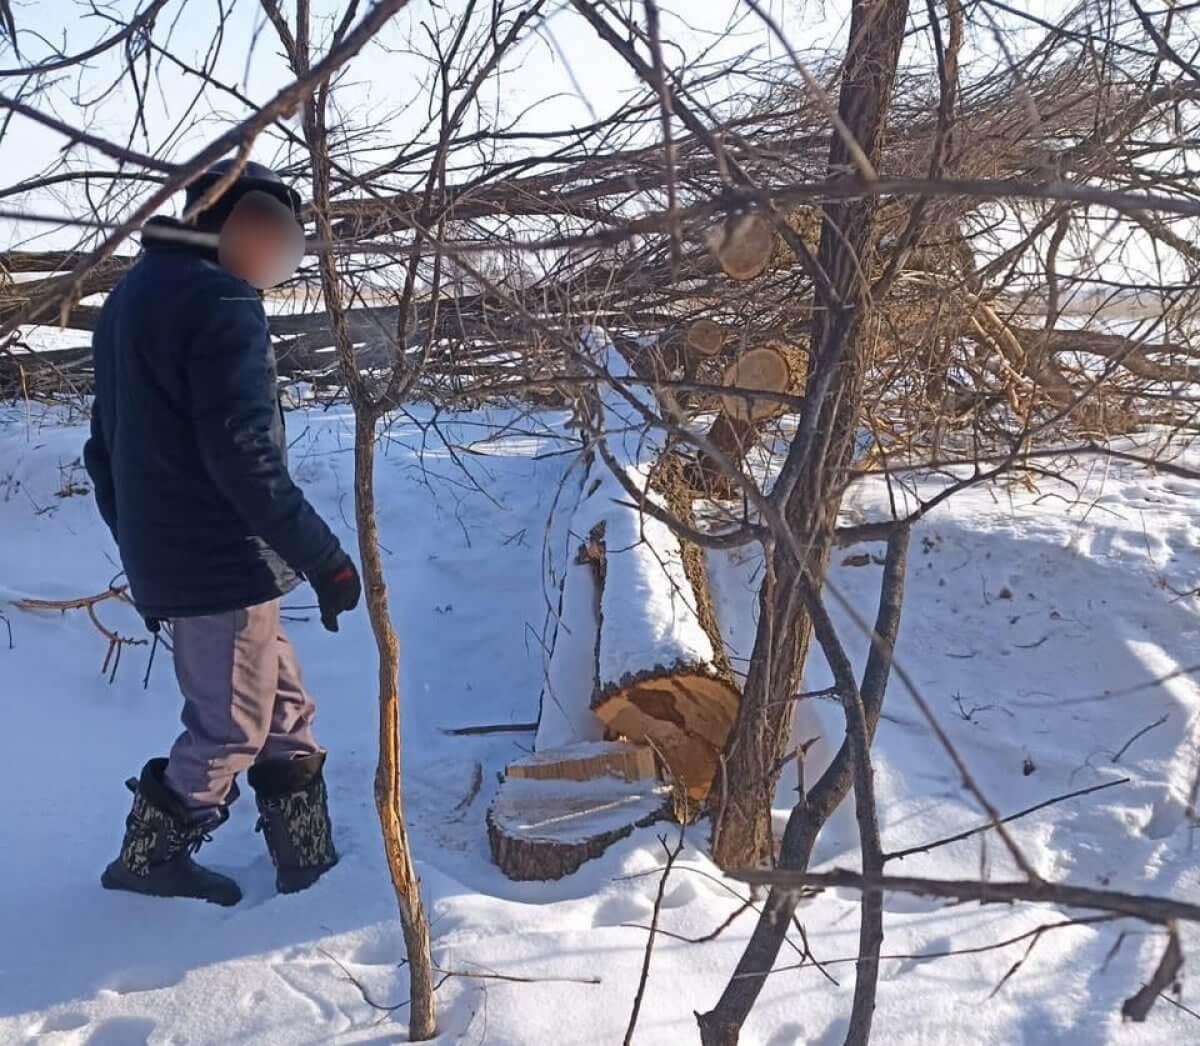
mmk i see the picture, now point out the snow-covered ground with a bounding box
[2,403,1199,1045]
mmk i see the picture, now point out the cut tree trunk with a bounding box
[592,671,739,807]
[535,341,741,812]
[581,464,738,807]
[580,356,740,807]
[506,336,752,878]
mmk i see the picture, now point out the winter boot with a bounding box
[101,758,242,906]
[248,752,338,894]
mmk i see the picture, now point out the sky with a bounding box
[0,0,849,250]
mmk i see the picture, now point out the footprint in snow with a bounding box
[592,891,654,927]
[345,933,402,967]
[28,1010,89,1039]
[82,1017,156,1046]
[95,965,180,996]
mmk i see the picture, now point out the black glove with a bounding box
[311,550,361,632]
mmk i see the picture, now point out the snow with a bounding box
[586,338,719,688]
[3,402,1200,1044]
[7,325,92,355]
[582,465,718,688]
[533,454,601,751]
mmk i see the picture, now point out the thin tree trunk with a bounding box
[355,410,438,1040]
[806,585,884,1044]
[270,4,439,1033]
[702,7,912,1041]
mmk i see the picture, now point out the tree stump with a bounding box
[488,748,669,881]
[506,740,657,783]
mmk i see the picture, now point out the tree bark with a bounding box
[356,411,438,1039]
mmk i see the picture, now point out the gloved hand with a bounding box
[311,550,361,632]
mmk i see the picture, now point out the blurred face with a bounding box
[218,191,304,289]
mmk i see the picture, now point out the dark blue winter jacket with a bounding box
[83,220,341,619]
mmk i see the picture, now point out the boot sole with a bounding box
[101,861,242,907]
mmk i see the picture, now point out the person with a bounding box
[83,159,361,907]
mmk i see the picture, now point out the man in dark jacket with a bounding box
[84,160,361,906]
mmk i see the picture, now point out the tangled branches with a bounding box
[4,1,1200,1043]
[15,585,147,682]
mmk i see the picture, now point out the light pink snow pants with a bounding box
[163,599,320,813]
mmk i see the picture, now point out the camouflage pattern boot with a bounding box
[101,758,242,906]
[248,752,338,894]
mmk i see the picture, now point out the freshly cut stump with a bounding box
[506,740,656,783]
[593,672,740,804]
[488,771,669,881]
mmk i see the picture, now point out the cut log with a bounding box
[709,214,774,282]
[581,464,739,805]
[532,336,741,815]
[687,319,727,357]
[687,343,807,494]
[488,773,669,881]
[720,345,792,421]
[506,740,657,783]
[616,322,727,384]
[593,672,739,806]
[539,467,740,804]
